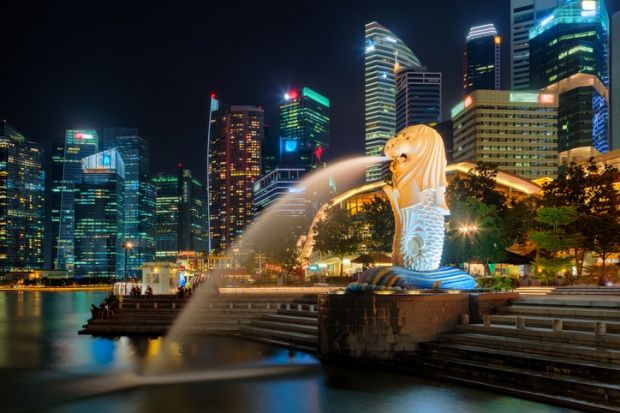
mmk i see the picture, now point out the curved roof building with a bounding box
[364,22,422,182]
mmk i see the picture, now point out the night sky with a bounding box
[2,0,620,180]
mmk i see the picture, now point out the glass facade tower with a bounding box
[364,21,422,181]
[463,24,502,94]
[74,149,125,278]
[103,128,156,277]
[612,10,620,150]
[395,67,442,132]
[511,0,559,90]
[0,121,45,272]
[153,168,207,262]
[56,129,98,273]
[278,87,330,170]
[529,0,610,152]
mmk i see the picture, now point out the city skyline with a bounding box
[4,0,620,181]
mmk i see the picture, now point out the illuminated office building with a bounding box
[278,87,330,170]
[47,141,65,269]
[612,10,620,150]
[208,99,263,253]
[74,149,125,278]
[463,24,502,94]
[395,67,442,132]
[0,121,45,272]
[56,129,99,272]
[103,128,156,277]
[452,90,559,179]
[529,0,609,152]
[365,21,422,181]
[153,168,207,262]
[511,0,559,90]
[253,167,306,217]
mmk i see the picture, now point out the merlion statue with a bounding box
[354,125,476,290]
[384,125,449,272]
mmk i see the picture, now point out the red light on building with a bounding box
[288,89,299,99]
[75,132,83,140]
[539,93,555,104]
[313,146,324,162]
[210,92,217,99]
[178,163,183,168]
[464,96,473,108]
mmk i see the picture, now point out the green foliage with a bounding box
[447,161,506,211]
[533,256,572,282]
[443,198,509,268]
[313,205,362,275]
[477,275,519,292]
[360,195,394,254]
[534,206,578,229]
[539,160,620,277]
[503,198,536,246]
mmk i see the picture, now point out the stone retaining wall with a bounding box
[318,292,470,360]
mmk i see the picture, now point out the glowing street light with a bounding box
[123,241,134,282]
[458,223,479,275]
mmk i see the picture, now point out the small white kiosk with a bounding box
[141,262,179,295]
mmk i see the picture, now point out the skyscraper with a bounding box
[208,99,263,253]
[74,149,125,278]
[395,67,442,132]
[510,0,559,90]
[103,128,156,277]
[612,10,620,150]
[47,141,65,270]
[153,168,207,261]
[463,24,502,94]
[0,121,45,272]
[153,173,179,262]
[365,21,422,181]
[452,90,559,179]
[56,129,99,272]
[278,87,330,170]
[529,0,609,152]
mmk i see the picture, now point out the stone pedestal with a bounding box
[318,292,470,360]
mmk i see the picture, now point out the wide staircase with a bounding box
[516,286,620,296]
[400,295,620,412]
[238,295,318,353]
[80,293,319,343]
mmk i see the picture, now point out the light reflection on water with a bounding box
[0,291,578,413]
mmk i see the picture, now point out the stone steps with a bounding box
[418,341,620,383]
[455,324,620,352]
[261,313,318,326]
[250,319,318,335]
[239,325,317,348]
[488,314,620,334]
[498,304,620,320]
[398,354,620,413]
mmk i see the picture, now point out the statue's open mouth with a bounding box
[393,153,408,165]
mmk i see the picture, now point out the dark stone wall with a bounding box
[318,292,470,360]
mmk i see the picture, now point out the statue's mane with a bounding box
[391,125,449,212]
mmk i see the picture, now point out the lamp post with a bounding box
[123,241,133,282]
[458,224,479,274]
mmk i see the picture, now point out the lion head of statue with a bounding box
[384,125,449,213]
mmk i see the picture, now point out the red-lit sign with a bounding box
[313,146,324,162]
[538,93,555,104]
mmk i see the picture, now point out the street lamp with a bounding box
[123,241,133,282]
[458,223,479,274]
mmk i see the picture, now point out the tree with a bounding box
[503,197,536,246]
[443,198,509,274]
[313,205,362,276]
[528,206,578,283]
[584,216,620,271]
[447,161,507,211]
[361,195,394,254]
[539,160,620,277]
